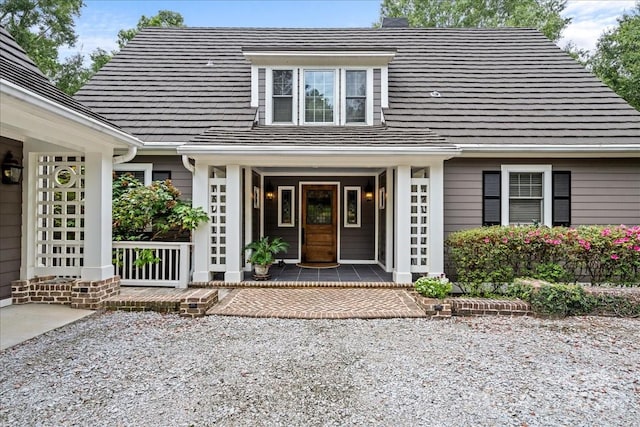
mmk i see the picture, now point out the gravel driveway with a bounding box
[1,312,638,426]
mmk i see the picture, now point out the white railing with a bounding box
[112,241,192,288]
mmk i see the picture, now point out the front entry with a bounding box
[301,185,337,263]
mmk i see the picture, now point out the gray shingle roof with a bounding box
[0,26,125,132]
[75,27,640,146]
[191,125,454,148]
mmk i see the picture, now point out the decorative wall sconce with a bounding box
[2,151,23,185]
[265,181,275,200]
[364,181,374,202]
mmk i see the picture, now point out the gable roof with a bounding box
[0,26,127,133]
[75,27,640,148]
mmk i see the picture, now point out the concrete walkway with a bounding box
[0,304,94,350]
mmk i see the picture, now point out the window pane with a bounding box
[306,190,332,224]
[273,70,293,96]
[510,173,542,197]
[304,70,334,123]
[509,199,542,224]
[273,97,293,122]
[346,98,366,123]
[346,70,366,97]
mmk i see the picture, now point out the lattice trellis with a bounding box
[209,178,227,271]
[410,178,429,273]
[35,154,85,276]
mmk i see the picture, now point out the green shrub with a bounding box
[504,281,535,301]
[529,284,595,317]
[446,225,640,289]
[414,276,452,299]
[589,294,640,318]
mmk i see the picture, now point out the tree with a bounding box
[0,0,84,78]
[379,0,570,42]
[116,10,184,49]
[589,3,640,111]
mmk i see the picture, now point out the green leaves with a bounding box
[117,10,184,49]
[589,3,640,111]
[244,237,290,266]
[380,0,570,42]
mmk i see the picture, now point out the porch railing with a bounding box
[112,241,192,288]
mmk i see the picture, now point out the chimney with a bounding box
[381,17,409,28]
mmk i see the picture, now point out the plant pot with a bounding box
[254,264,270,276]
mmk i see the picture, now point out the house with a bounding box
[75,23,639,285]
[0,27,142,307]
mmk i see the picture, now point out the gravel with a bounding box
[1,312,638,426]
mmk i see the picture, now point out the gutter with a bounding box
[112,147,137,164]
[1,78,143,148]
[177,144,461,156]
[457,144,640,153]
[181,155,195,173]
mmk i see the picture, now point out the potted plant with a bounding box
[244,236,289,277]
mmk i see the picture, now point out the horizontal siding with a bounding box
[0,136,22,300]
[258,68,265,125]
[444,157,640,235]
[131,155,192,200]
[373,68,381,125]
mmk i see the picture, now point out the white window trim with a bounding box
[278,186,295,227]
[340,68,374,125]
[501,164,552,226]
[113,163,152,185]
[265,67,298,125]
[343,186,361,228]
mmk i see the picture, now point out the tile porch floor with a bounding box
[243,264,394,283]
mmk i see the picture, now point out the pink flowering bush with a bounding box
[446,225,640,294]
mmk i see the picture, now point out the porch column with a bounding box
[385,167,394,273]
[81,150,114,281]
[225,164,243,283]
[191,161,210,283]
[393,165,412,283]
[428,160,445,277]
[243,167,253,271]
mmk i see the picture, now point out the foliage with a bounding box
[414,276,452,299]
[529,283,594,317]
[589,3,640,111]
[447,225,640,293]
[379,0,570,42]
[244,237,290,267]
[117,10,184,49]
[588,293,640,318]
[112,174,208,241]
[0,0,84,79]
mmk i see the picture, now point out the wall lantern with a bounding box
[265,181,275,200]
[364,181,374,202]
[2,151,23,185]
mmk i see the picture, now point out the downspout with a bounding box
[112,146,137,165]
[182,155,195,173]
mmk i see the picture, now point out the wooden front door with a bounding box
[302,185,337,263]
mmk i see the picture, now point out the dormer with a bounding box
[243,48,396,126]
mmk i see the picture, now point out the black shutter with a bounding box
[483,171,501,226]
[552,171,571,227]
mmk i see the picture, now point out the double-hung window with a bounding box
[272,69,294,123]
[344,70,367,123]
[501,165,553,226]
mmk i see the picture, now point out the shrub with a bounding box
[414,276,452,299]
[447,225,640,290]
[529,284,594,317]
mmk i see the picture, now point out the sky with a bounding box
[60,0,638,60]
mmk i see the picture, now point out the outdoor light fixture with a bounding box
[364,181,374,202]
[265,181,275,200]
[2,151,23,185]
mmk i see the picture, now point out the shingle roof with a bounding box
[191,125,454,148]
[75,27,640,146]
[0,27,125,132]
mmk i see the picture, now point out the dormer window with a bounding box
[345,70,366,123]
[304,70,336,124]
[272,69,294,123]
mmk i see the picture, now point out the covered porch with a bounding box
[181,135,459,285]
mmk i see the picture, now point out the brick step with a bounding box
[104,288,218,318]
[447,298,532,316]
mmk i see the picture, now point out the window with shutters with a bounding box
[484,166,570,227]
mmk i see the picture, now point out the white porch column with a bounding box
[385,167,394,273]
[225,164,243,283]
[191,161,210,282]
[81,151,114,281]
[393,165,412,283]
[243,167,253,271]
[428,160,445,277]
